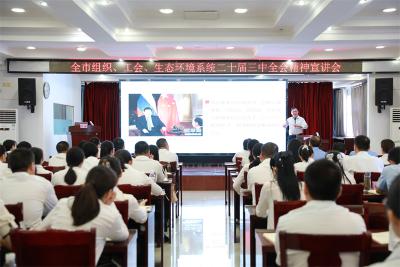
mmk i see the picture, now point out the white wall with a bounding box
[42,74,82,158]
[367,74,400,152]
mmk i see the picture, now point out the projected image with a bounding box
[128,94,203,136]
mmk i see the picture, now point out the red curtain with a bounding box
[287,82,333,147]
[83,82,120,141]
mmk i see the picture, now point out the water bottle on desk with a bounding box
[149,170,156,182]
[364,172,371,192]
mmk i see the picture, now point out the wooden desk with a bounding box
[103,229,137,267]
[224,162,236,205]
[227,168,238,216]
[363,191,386,203]
[158,180,173,244]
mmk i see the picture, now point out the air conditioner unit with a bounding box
[390,107,400,145]
[0,109,18,142]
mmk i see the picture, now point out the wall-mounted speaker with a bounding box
[18,78,36,113]
[375,78,393,106]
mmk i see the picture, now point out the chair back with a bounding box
[296,171,305,181]
[118,184,152,205]
[54,185,82,199]
[36,173,52,182]
[354,172,381,184]
[254,183,263,204]
[42,161,49,167]
[274,200,306,229]
[363,202,388,231]
[279,231,371,267]
[44,166,66,173]
[242,171,248,189]
[11,228,96,267]
[160,161,177,173]
[114,200,129,226]
[5,203,23,227]
[336,184,363,205]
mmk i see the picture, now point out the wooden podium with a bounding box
[68,123,101,146]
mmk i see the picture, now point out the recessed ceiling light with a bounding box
[26,46,36,50]
[376,45,385,49]
[175,46,183,50]
[159,9,173,14]
[39,1,48,7]
[325,48,334,52]
[359,0,368,4]
[118,58,124,62]
[76,47,87,52]
[11,8,26,13]
[226,46,235,50]
[382,8,397,13]
[297,0,306,6]
[149,58,154,62]
[234,8,248,14]
[98,0,113,6]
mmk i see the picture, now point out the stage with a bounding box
[182,166,225,191]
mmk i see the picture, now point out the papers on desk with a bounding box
[367,189,379,195]
[263,232,276,245]
[372,232,389,244]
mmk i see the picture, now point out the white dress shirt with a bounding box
[118,164,165,196]
[132,155,166,182]
[0,199,17,238]
[247,158,274,204]
[343,151,384,174]
[275,200,367,267]
[256,180,305,229]
[368,233,400,266]
[34,197,129,264]
[233,163,250,194]
[158,148,179,163]
[286,116,308,135]
[48,153,67,167]
[294,159,314,173]
[0,172,58,229]
[36,165,53,177]
[51,166,88,186]
[81,156,99,172]
[380,154,390,166]
[114,186,147,223]
[0,161,11,178]
[232,150,250,166]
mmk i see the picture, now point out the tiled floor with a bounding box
[164,191,240,267]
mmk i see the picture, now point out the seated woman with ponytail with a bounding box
[99,156,148,223]
[52,147,88,186]
[256,152,305,229]
[325,151,356,184]
[34,166,129,264]
[294,144,314,173]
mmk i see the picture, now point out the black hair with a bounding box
[3,140,17,152]
[149,145,159,161]
[17,141,32,149]
[243,138,251,150]
[56,141,69,153]
[386,175,400,219]
[89,137,101,146]
[64,147,85,185]
[99,156,122,178]
[332,142,346,154]
[247,139,259,162]
[298,145,313,162]
[270,152,301,201]
[30,147,43,165]
[113,137,125,152]
[325,151,352,184]
[291,107,298,112]
[304,159,342,201]
[156,138,168,149]
[135,141,149,155]
[249,143,263,169]
[388,147,400,164]
[100,140,114,158]
[354,135,370,151]
[82,142,98,158]
[261,142,279,159]
[78,140,88,149]
[71,166,117,226]
[8,148,34,173]
[0,145,5,158]
[194,117,203,127]
[309,136,321,148]
[287,139,302,163]
[115,149,133,171]
[381,139,395,154]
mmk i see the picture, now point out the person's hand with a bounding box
[294,124,302,128]
[282,123,287,128]
[143,129,149,134]
[139,199,147,206]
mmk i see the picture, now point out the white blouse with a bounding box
[118,164,164,196]
[114,186,147,224]
[51,167,88,186]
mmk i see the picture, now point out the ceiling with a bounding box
[0,0,399,60]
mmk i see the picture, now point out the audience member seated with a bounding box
[326,151,356,184]
[3,140,16,157]
[376,147,400,194]
[294,145,314,173]
[0,149,57,228]
[100,140,114,158]
[99,156,147,223]
[113,137,125,152]
[380,139,395,166]
[247,142,278,204]
[149,145,160,161]
[89,137,101,149]
[81,142,99,172]
[78,140,88,150]
[332,142,347,157]
[274,159,366,266]
[256,152,304,229]
[48,141,69,167]
[287,138,302,163]
[232,138,251,166]
[115,149,164,196]
[33,166,129,264]
[16,141,32,149]
[0,199,18,250]
[0,145,11,178]
[343,135,384,174]
[233,143,262,194]
[370,175,400,267]
[31,147,52,177]
[132,141,167,182]
[156,138,178,163]
[309,135,326,160]
[52,147,88,186]
[247,139,260,165]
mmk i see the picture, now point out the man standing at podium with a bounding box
[284,107,308,142]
